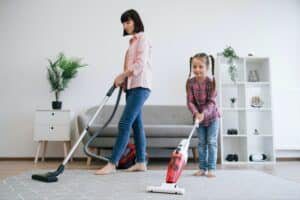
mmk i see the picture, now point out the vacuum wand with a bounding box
[146,119,199,195]
[32,84,119,183]
[63,94,110,165]
[62,85,117,166]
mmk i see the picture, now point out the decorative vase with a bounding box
[52,101,62,110]
[248,70,259,82]
[227,59,238,82]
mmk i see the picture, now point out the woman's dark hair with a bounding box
[186,53,215,92]
[120,9,144,36]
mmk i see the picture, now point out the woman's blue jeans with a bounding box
[110,87,150,165]
[197,119,220,170]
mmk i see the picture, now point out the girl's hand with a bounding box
[195,112,204,123]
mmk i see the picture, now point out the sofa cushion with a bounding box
[88,124,197,138]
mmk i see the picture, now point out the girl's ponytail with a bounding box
[186,57,193,92]
[209,55,216,92]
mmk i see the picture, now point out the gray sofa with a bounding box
[77,105,199,165]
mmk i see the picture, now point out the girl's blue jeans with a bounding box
[110,87,150,165]
[197,118,220,170]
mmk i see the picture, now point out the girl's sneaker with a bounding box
[206,170,216,178]
[193,169,207,176]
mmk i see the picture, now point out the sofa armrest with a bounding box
[77,113,92,145]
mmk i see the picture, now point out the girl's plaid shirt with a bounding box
[186,77,220,126]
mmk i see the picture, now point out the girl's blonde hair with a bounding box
[186,53,215,92]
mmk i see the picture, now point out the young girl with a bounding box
[186,53,220,178]
[96,9,152,175]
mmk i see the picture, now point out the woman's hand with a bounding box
[195,112,204,123]
[114,69,134,87]
[114,73,125,87]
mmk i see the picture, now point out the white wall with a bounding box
[0,0,299,157]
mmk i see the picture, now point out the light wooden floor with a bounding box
[1,159,300,183]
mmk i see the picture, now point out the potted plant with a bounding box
[222,46,239,82]
[230,97,237,108]
[47,52,87,109]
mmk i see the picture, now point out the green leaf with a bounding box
[46,52,87,98]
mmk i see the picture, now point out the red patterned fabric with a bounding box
[186,77,220,126]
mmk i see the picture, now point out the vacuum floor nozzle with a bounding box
[146,183,185,195]
[31,173,58,182]
[32,164,64,183]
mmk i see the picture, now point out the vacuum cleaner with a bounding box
[146,119,199,195]
[32,84,122,182]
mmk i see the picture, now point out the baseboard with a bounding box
[276,149,300,158]
[277,157,300,161]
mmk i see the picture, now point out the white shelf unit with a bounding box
[216,56,275,164]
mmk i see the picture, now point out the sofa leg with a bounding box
[86,147,97,166]
[192,147,198,162]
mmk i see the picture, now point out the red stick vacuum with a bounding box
[146,120,199,195]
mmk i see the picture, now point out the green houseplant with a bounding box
[222,46,239,82]
[47,52,87,109]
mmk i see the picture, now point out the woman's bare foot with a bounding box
[95,163,116,175]
[206,170,216,178]
[193,169,207,176]
[126,162,147,172]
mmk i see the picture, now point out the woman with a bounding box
[96,9,152,175]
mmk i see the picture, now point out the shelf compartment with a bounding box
[246,85,271,109]
[222,84,245,108]
[220,57,245,83]
[221,110,246,136]
[246,111,272,136]
[248,136,274,162]
[222,137,248,162]
[246,58,270,82]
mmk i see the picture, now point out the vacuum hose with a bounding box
[83,86,123,162]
